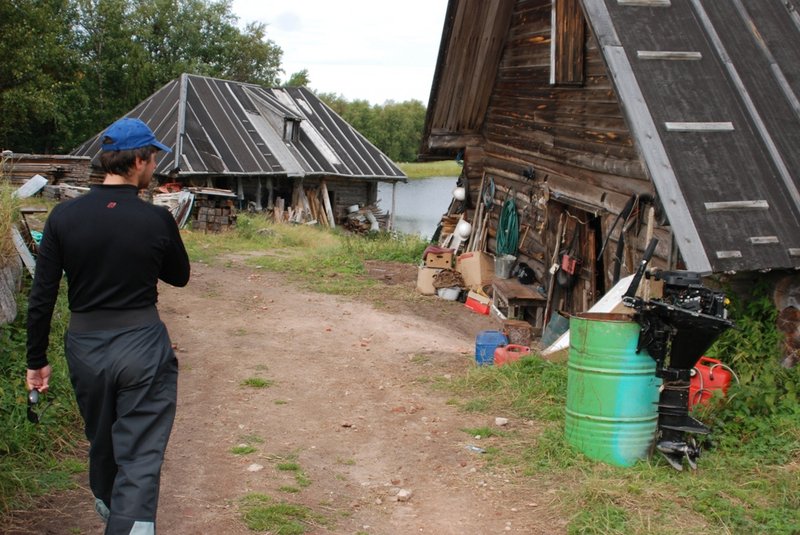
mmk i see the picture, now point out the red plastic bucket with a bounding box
[494,344,531,367]
[689,356,733,408]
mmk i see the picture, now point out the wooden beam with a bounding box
[704,200,769,211]
[664,122,735,132]
[748,236,779,245]
[716,250,742,259]
[617,0,671,6]
[636,51,702,60]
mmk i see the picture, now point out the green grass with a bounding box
[241,377,274,389]
[239,493,326,534]
[0,180,22,265]
[444,307,800,534]
[397,160,462,179]
[231,445,257,455]
[276,460,311,488]
[182,215,428,298]
[0,282,85,516]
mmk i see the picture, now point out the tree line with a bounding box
[0,0,426,163]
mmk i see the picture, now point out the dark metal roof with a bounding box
[72,74,406,183]
[585,0,800,273]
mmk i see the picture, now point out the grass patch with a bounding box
[0,281,85,518]
[397,160,461,179]
[181,215,427,298]
[444,308,800,535]
[276,461,311,488]
[239,493,326,534]
[0,179,22,266]
[231,445,257,455]
[461,426,506,439]
[411,354,431,365]
[279,485,300,493]
[241,377,274,389]
[274,399,288,405]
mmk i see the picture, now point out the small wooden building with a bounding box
[420,0,800,314]
[72,74,406,224]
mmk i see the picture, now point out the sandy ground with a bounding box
[4,258,567,535]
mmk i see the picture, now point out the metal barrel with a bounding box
[565,313,660,467]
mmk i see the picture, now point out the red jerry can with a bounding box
[689,356,733,408]
[494,344,531,367]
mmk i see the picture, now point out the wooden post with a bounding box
[390,181,397,231]
[267,177,274,210]
[255,178,263,211]
[643,206,655,301]
[320,180,336,229]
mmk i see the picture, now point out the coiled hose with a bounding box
[496,197,519,256]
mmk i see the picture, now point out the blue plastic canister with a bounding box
[475,330,508,366]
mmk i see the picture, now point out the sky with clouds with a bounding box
[230,0,449,105]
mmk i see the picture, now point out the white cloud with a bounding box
[230,0,448,105]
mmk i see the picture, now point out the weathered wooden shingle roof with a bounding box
[421,0,800,273]
[72,74,406,183]
[585,0,800,273]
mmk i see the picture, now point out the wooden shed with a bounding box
[420,0,800,315]
[72,74,407,224]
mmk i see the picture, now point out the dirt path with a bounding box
[5,259,567,534]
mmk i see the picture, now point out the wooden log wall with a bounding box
[460,0,672,313]
[1,153,92,186]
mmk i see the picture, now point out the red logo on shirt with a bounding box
[107,202,117,209]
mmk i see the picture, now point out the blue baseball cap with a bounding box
[101,117,172,152]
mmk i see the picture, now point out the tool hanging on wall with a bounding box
[557,220,582,289]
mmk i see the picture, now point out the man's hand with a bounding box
[26,365,52,393]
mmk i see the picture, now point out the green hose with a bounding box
[496,197,519,256]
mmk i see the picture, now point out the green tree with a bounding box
[284,69,311,88]
[317,94,426,162]
[0,0,82,153]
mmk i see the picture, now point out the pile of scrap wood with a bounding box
[342,205,388,234]
[272,185,336,228]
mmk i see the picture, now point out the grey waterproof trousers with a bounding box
[65,309,177,535]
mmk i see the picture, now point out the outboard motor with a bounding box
[623,239,734,470]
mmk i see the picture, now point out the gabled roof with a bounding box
[72,74,406,183]
[585,0,800,273]
[421,0,800,273]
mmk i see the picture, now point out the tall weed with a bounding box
[0,282,83,515]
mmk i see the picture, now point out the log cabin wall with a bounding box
[461,0,674,313]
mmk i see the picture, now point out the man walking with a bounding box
[26,117,190,534]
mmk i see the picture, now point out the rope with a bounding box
[496,196,519,256]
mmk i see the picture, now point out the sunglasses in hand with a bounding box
[27,389,53,424]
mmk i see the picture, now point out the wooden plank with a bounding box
[11,227,35,276]
[704,200,769,211]
[716,250,742,259]
[550,0,585,85]
[664,122,734,132]
[602,44,712,273]
[636,51,702,60]
[748,236,779,245]
[617,0,671,6]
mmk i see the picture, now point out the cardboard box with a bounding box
[425,251,453,269]
[416,267,443,295]
[464,290,491,315]
[456,252,495,289]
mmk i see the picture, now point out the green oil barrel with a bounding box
[565,313,660,467]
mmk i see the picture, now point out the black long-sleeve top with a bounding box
[26,185,190,369]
